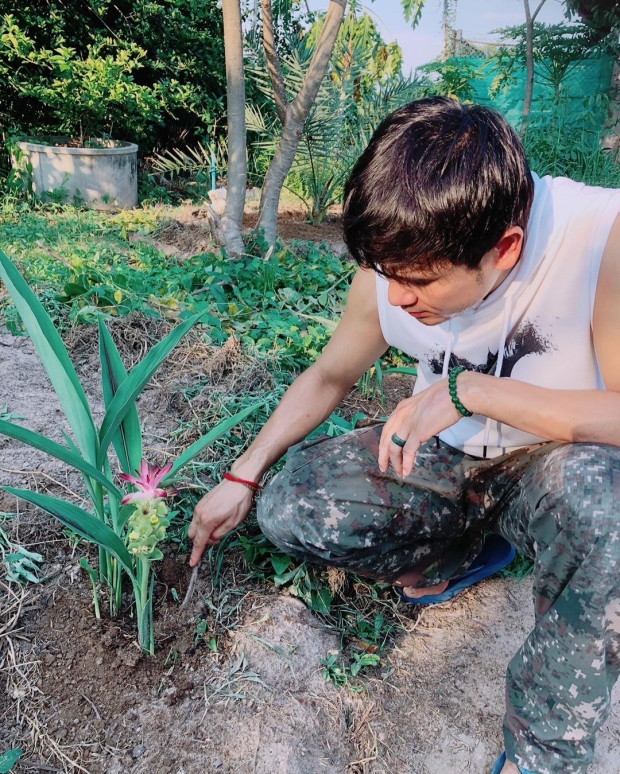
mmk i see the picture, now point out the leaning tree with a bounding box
[216,0,426,252]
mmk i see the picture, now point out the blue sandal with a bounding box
[396,534,516,606]
[491,752,536,774]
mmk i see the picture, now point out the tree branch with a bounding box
[261,0,288,126]
[256,0,347,245]
[531,0,548,23]
[289,0,346,124]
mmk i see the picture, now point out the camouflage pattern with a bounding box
[257,425,620,773]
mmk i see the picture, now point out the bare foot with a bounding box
[400,580,450,598]
[501,763,520,774]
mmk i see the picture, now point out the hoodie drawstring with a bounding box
[481,292,515,458]
[442,320,454,379]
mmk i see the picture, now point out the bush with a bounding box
[0,0,225,154]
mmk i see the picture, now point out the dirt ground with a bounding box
[1,210,620,774]
[129,198,347,260]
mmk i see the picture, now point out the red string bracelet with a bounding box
[223,472,263,493]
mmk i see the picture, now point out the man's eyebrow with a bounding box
[385,274,439,286]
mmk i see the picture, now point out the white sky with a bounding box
[308,0,569,71]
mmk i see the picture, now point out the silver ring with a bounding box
[391,433,406,448]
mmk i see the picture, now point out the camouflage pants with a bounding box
[256,424,620,773]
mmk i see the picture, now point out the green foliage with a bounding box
[490,22,613,103]
[565,0,620,32]
[238,533,333,613]
[0,247,264,653]
[246,6,425,222]
[524,112,620,187]
[501,551,534,581]
[1,20,163,145]
[0,749,21,774]
[0,0,225,153]
[418,58,486,102]
[320,650,381,692]
[400,0,426,29]
[0,209,352,369]
[0,515,45,583]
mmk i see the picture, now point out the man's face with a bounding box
[384,249,507,326]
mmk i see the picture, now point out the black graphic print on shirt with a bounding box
[427,320,554,377]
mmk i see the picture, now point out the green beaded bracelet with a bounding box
[448,366,473,418]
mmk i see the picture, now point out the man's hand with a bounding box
[378,378,462,477]
[187,480,255,566]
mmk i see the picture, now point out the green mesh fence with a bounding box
[446,54,615,131]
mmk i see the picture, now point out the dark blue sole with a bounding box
[491,752,536,774]
[491,753,506,774]
[396,534,516,606]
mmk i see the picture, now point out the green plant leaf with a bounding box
[0,748,22,773]
[382,366,418,376]
[98,316,142,473]
[297,312,338,331]
[270,553,292,575]
[0,421,122,499]
[0,249,99,464]
[97,312,205,468]
[162,401,265,482]
[2,487,135,580]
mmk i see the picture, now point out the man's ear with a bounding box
[492,226,524,271]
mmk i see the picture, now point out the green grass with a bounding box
[0,195,406,683]
[0,201,352,369]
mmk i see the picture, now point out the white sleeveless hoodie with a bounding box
[376,173,620,458]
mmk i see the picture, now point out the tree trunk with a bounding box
[521,0,547,135]
[219,0,247,256]
[257,0,347,246]
[602,51,620,151]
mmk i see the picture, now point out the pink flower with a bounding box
[119,460,174,505]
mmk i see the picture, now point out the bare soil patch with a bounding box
[130,200,346,260]
[1,324,619,774]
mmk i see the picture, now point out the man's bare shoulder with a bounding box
[593,213,620,392]
[345,267,378,309]
[313,267,388,388]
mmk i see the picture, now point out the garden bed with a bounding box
[1,209,619,774]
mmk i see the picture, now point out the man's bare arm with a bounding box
[458,213,620,445]
[231,267,389,483]
[188,268,388,563]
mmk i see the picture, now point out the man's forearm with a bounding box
[459,372,620,447]
[230,365,352,481]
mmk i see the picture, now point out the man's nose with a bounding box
[387,281,418,308]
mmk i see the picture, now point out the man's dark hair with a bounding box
[343,97,534,277]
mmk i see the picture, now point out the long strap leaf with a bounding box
[98,317,142,474]
[0,421,122,499]
[0,249,98,464]
[162,402,264,483]
[97,312,205,468]
[2,487,135,581]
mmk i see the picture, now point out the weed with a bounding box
[0,516,45,584]
[320,650,381,692]
[501,551,535,582]
[0,748,22,774]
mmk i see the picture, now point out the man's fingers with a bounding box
[211,518,236,542]
[378,420,398,472]
[388,440,404,477]
[189,534,209,567]
[402,439,420,477]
